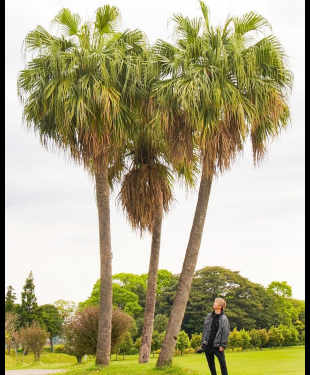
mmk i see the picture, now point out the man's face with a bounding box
[213,300,222,310]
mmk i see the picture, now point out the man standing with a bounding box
[201,298,230,375]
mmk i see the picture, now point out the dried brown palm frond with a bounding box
[117,163,174,234]
[165,112,194,166]
[202,112,247,177]
[250,91,290,166]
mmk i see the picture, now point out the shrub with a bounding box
[19,322,48,361]
[63,306,134,363]
[228,328,241,351]
[176,331,190,355]
[190,333,202,350]
[184,348,195,354]
[268,326,284,348]
[54,345,64,353]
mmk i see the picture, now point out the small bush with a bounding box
[63,306,134,363]
[184,348,195,354]
[19,322,49,362]
[54,345,64,353]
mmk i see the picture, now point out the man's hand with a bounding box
[219,346,224,352]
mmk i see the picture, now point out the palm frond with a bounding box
[95,5,121,35]
[199,1,210,31]
[233,11,271,36]
[52,8,81,36]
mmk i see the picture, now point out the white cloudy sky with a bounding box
[5,0,305,305]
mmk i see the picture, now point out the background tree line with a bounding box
[6,266,304,361]
[79,266,305,336]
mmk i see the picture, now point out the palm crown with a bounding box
[18,6,146,173]
[153,1,292,177]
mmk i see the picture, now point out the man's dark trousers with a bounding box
[205,347,228,375]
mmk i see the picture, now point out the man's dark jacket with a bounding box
[201,311,230,348]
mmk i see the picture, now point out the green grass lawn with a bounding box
[5,346,305,375]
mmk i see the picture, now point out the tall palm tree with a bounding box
[117,53,197,362]
[153,1,292,366]
[17,5,145,366]
[118,131,173,363]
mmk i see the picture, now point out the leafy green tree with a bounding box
[290,299,305,325]
[117,331,135,359]
[190,333,202,351]
[254,287,283,329]
[113,274,147,309]
[268,281,292,298]
[267,282,299,326]
[176,331,190,355]
[268,326,284,348]
[53,300,77,320]
[19,272,39,327]
[151,331,163,357]
[293,320,305,340]
[5,286,17,313]
[154,1,292,366]
[182,266,281,335]
[228,328,241,351]
[248,329,261,350]
[39,304,63,352]
[258,329,269,349]
[155,275,179,316]
[80,279,143,318]
[113,285,143,318]
[266,288,298,326]
[155,270,178,297]
[18,5,145,366]
[239,329,252,351]
[154,314,168,334]
[278,324,299,346]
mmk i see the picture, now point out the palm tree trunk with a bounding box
[139,193,163,363]
[156,162,213,367]
[95,167,113,367]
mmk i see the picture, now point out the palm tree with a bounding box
[153,2,292,366]
[17,5,145,366]
[117,52,198,363]
[118,131,173,363]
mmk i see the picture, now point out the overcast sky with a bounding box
[5,0,305,306]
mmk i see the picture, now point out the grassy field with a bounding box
[5,346,305,375]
